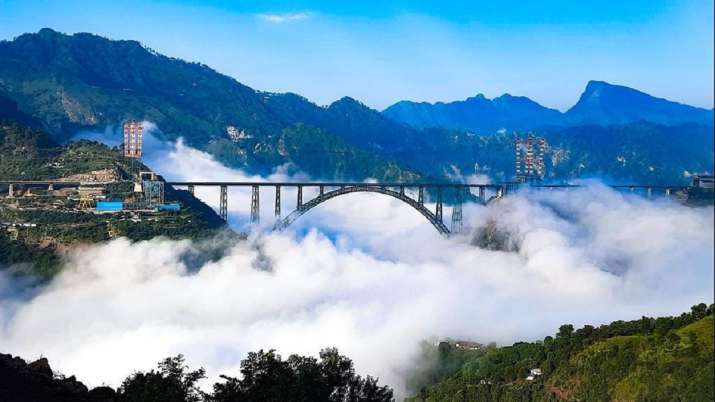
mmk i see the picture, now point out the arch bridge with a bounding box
[164,181,687,235]
[166,182,511,235]
[0,180,689,235]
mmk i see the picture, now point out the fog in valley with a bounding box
[1,127,712,396]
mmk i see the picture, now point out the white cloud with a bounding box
[257,12,311,24]
[0,135,712,398]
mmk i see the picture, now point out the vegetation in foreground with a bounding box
[1,305,711,401]
[406,303,714,402]
[0,348,393,402]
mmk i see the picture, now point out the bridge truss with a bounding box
[169,181,513,235]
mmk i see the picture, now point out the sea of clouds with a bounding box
[0,126,712,396]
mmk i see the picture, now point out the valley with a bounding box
[0,13,712,402]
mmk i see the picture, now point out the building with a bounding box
[454,340,483,350]
[693,174,714,189]
[96,201,124,213]
[159,203,181,212]
[526,368,543,381]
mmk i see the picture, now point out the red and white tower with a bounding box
[514,134,548,182]
[123,121,143,159]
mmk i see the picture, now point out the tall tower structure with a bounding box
[123,121,143,159]
[514,134,548,182]
[123,120,143,179]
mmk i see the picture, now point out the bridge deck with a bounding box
[167,181,505,188]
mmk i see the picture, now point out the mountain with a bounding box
[565,80,714,126]
[263,93,428,155]
[0,28,421,182]
[383,81,713,132]
[407,304,714,401]
[0,29,712,185]
[383,93,563,133]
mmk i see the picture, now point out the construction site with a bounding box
[0,121,223,253]
[1,121,180,214]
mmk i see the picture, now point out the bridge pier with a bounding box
[647,187,652,198]
[275,185,281,218]
[435,187,443,222]
[47,183,54,192]
[451,187,463,234]
[319,185,324,196]
[250,185,260,224]
[666,188,671,196]
[187,184,195,195]
[219,185,227,221]
[418,186,424,204]
[399,185,405,196]
[297,186,303,210]
[7,183,13,198]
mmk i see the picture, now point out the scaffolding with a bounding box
[514,134,548,182]
[123,120,143,176]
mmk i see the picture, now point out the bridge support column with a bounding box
[478,186,485,203]
[319,185,324,196]
[399,186,405,196]
[250,185,260,224]
[418,186,424,204]
[274,185,281,218]
[188,184,195,195]
[219,185,227,221]
[297,186,303,210]
[8,183,13,198]
[647,187,652,198]
[435,187,443,222]
[451,187,463,234]
[47,183,54,192]
[665,188,671,196]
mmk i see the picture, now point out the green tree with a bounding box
[117,355,205,402]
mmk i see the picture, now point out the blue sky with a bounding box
[0,0,712,110]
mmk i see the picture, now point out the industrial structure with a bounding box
[123,120,143,159]
[514,134,547,182]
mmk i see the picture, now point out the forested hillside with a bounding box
[0,29,712,184]
[407,304,714,402]
[0,29,421,182]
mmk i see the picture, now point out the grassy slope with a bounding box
[549,315,714,402]
[408,307,714,402]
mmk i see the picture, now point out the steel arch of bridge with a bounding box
[164,180,690,236]
[274,185,451,234]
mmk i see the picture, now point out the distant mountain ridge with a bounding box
[384,93,563,132]
[0,28,712,185]
[565,80,713,126]
[384,81,713,132]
